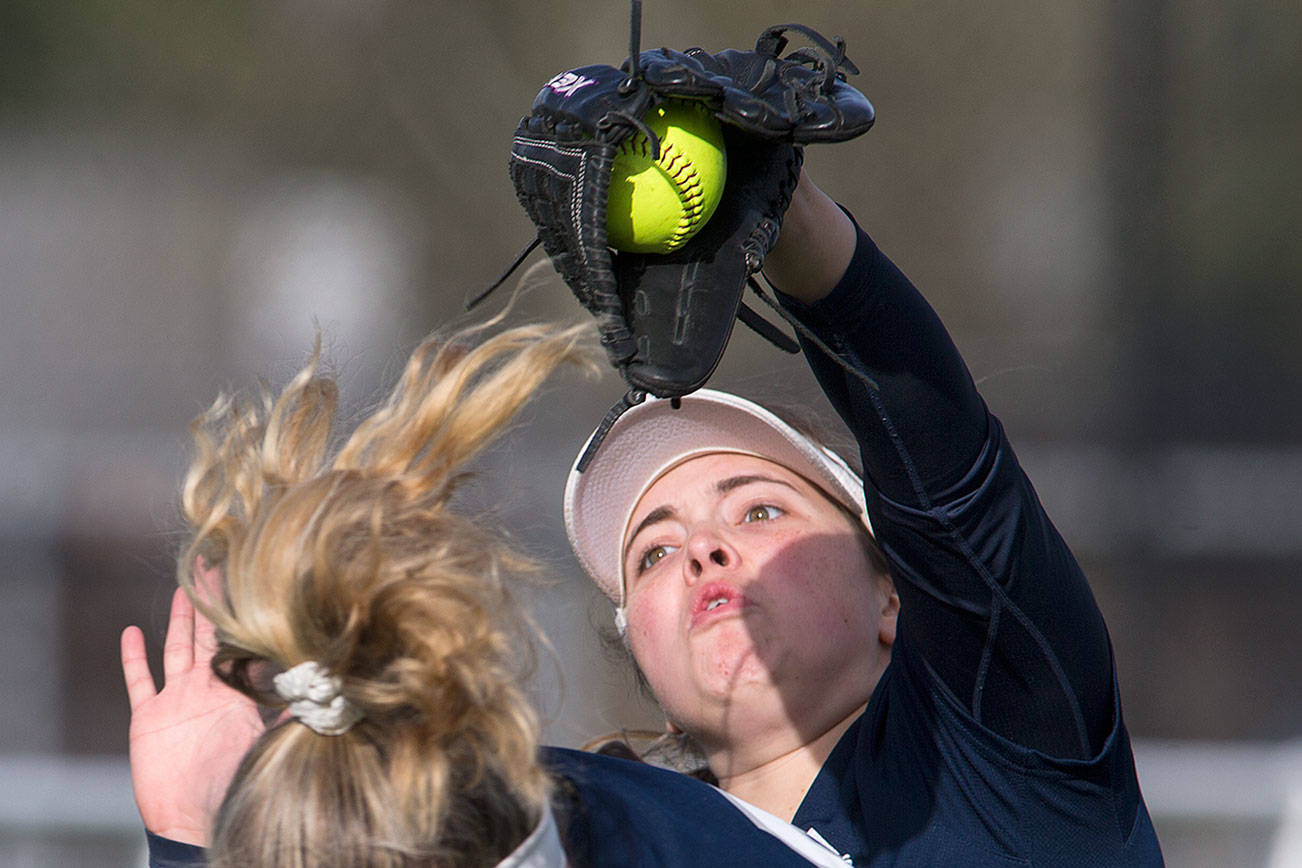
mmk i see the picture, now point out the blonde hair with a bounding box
[178,321,592,867]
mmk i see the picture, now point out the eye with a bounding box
[637,543,677,573]
[743,504,785,523]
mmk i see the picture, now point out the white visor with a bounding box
[564,389,872,608]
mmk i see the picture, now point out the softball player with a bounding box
[563,169,1166,865]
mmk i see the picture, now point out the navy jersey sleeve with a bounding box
[777,223,1114,760]
[543,747,833,866]
[146,831,206,867]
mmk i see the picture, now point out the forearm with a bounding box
[776,220,990,502]
[762,168,858,305]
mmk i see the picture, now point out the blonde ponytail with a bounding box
[178,322,592,867]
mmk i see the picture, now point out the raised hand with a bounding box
[120,572,264,846]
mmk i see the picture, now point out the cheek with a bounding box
[624,588,677,671]
[768,537,878,629]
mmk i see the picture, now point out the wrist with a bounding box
[763,170,856,304]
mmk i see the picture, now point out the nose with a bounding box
[685,527,736,581]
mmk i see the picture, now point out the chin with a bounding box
[693,637,777,701]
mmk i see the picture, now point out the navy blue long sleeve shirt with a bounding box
[781,224,1162,865]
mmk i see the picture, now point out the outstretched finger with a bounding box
[120,625,157,712]
[191,559,223,657]
[161,586,195,678]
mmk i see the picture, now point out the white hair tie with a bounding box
[273,660,363,736]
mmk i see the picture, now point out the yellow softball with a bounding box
[606,100,727,254]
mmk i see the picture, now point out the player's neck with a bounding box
[709,702,864,822]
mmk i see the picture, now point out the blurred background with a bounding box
[1,1,1298,865]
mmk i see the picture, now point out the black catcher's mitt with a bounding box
[507,23,873,399]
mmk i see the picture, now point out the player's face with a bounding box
[621,453,896,751]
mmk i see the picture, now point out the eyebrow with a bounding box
[716,474,796,495]
[622,474,798,560]
[624,505,677,559]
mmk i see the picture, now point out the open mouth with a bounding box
[690,583,744,628]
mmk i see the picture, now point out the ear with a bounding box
[878,584,900,647]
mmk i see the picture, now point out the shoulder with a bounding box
[541,746,728,822]
[541,747,820,867]
[798,662,1163,865]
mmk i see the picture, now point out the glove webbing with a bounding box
[757,23,860,90]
